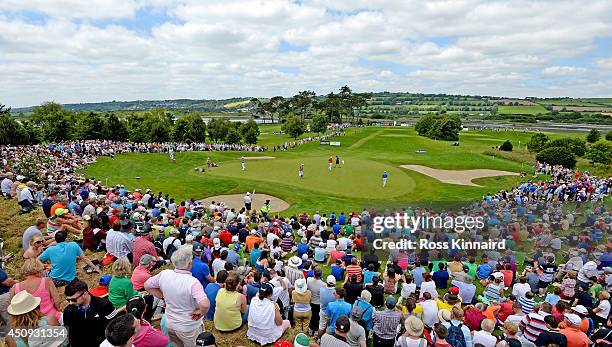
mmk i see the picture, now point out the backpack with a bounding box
[446,322,466,347]
[398,336,427,347]
[354,300,372,331]
[165,237,178,259]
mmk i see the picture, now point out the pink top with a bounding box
[15,278,61,320]
[131,266,152,291]
[133,319,169,347]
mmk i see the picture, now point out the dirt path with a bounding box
[400,164,519,186]
[196,193,289,212]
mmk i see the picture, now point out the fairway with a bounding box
[81,125,597,213]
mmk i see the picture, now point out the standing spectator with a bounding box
[396,316,429,347]
[292,278,312,334]
[346,306,366,347]
[63,280,118,347]
[442,307,473,347]
[145,245,210,347]
[372,296,402,347]
[325,287,352,334]
[520,303,551,346]
[307,267,325,334]
[534,315,567,347]
[319,315,351,347]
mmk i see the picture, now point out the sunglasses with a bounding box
[34,240,44,244]
[66,291,85,302]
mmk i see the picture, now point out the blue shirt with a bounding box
[0,268,10,294]
[362,270,378,285]
[332,224,342,235]
[325,299,352,333]
[250,248,262,266]
[331,265,345,281]
[297,243,309,258]
[432,270,450,289]
[353,299,374,331]
[204,282,221,320]
[476,264,493,279]
[314,247,326,262]
[39,242,83,282]
[411,267,426,287]
[338,214,346,225]
[190,257,211,289]
[320,286,336,311]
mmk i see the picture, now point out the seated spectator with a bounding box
[534,315,567,347]
[99,313,138,347]
[365,276,384,308]
[247,283,290,345]
[109,256,140,309]
[23,235,45,259]
[214,272,247,332]
[472,319,496,347]
[8,259,62,321]
[396,316,428,346]
[331,259,345,281]
[5,291,59,346]
[39,231,100,287]
[432,262,450,289]
[131,254,155,291]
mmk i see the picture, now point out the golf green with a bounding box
[81,126,598,213]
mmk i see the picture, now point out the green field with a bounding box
[81,126,605,214]
[497,105,549,115]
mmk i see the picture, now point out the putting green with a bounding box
[205,156,415,199]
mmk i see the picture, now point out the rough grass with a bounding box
[497,105,549,115]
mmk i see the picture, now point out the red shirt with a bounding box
[498,300,515,321]
[219,230,233,247]
[330,250,346,264]
[178,205,186,217]
[500,269,514,288]
[133,236,157,268]
[345,264,362,282]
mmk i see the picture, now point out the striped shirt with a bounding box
[320,333,350,347]
[518,296,536,314]
[308,235,323,251]
[372,308,402,340]
[484,283,503,302]
[345,265,362,282]
[520,312,549,343]
[106,229,133,258]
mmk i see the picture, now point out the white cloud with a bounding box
[542,66,587,76]
[0,0,611,107]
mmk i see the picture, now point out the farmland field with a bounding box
[497,105,549,115]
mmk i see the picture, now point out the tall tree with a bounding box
[76,112,105,140]
[225,128,241,144]
[311,113,329,134]
[173,114,206,143]
[207,118,230,143]
[104,113,129,141]
[30,102,75,141]
[282,115,306,139]
[586,128,600,143]
[239,119,260,144]
[292,90,315,119]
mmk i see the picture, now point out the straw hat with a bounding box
[288,256,302,268]
[8,291,41,315]
[405,316,424,337]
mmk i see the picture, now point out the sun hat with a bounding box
[564,313,581,326]
[54,208,69,217]
[405,315,425,337]
[294,279,307,294]
[335,315,351,333]
[8,291,41,315]
[326,275,337,286]
[438,309,452,323]
[572,305,588,315]
[288,256,302,268]
[213,238,221,248]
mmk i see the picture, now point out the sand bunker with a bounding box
[196,193,289,212]
[400,164,519,187]
[243,156,275,160]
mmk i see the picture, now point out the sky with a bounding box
[1,0,611,107]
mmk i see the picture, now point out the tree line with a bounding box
[0,103,260,145]
[250,85,371,124]
[527,129,612,168]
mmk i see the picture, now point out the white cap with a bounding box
[564,313,581,326]
[572,305,588,315]
[326,275,336,285]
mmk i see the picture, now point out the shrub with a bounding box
[527,133,548,153]
[585,142,612,166]
[536,146,576,168]
[542,138,586,157]
[606,130,612,141]
[586,128,600,143]
[499,140,513,151]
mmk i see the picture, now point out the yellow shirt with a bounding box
[214,289,242,331]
